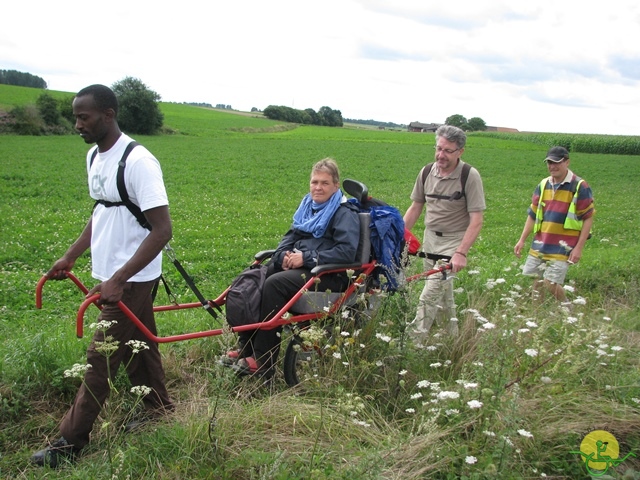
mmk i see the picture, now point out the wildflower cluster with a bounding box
[64,363,92,378]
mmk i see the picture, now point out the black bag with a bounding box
[225,264,268,327]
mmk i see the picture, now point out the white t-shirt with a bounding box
[87,134,168,282]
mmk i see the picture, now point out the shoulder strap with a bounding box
[91,141,150,230]
[422,162,472,200]
[459,163,471,195]
[420,162,434,186]
[118,141,151,230]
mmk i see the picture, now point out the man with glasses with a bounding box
[514,146,594,303]
[404,125,485,341]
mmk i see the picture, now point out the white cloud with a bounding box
[1,0,639,134]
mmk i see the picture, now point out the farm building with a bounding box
[407,121,440,132]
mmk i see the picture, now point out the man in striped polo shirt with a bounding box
[514,146,595,303]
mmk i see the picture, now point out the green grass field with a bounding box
[1,85,639,479]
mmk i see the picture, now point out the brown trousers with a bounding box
[60,280,174,448]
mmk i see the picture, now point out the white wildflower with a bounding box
[332,352,342,359]
[526,321,538,328]
[437,391,460,400]
[518,429,534,438]
[126,339,149,353]
[430,362,442,368]
[467,400,483,409]
[465,456,478,464]
[405,408,415,413]
[399,369,407,376]
[130,385,152,396]
[64,363,92,378]
[410,392,423,400]
[375,333,392,343]
[518,328,530,333]
[540,376,552,384]
[89,320,117,330]
[340,331,350,337]
[445,409,459,415]
[525,349,538,357]
[483,430,496,437]
[416,380,430,389]
[572,297,587,305]
[563,285,575,292]
[463,382,478,389]
[610,346,623,351]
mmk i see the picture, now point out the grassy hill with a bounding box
[0,84,639,479]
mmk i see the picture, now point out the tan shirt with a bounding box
[410,160,486,232]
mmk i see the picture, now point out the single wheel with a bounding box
[282,329,332,387]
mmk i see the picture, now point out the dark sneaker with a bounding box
[31,437,79,468]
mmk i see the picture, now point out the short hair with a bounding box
[76,84,118,116]
[311,158,340,185]
[436,125,467,149]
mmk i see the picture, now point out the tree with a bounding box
[0,69,47,88]
[467,117,487,132]
[445,114,468,130]
[36,93,61,126]
[111,77,164,135]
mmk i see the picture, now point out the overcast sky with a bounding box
[3,0,639,135]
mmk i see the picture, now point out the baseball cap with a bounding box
[544,146,569,163]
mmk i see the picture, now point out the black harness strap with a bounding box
[421,162,471,201]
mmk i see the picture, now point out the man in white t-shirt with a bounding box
[32,84,174,468]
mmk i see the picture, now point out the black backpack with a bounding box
[421,162,472,201]
[225,264,268,327]
[90,141,151,230]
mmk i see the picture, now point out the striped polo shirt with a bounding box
[527,170,595,261]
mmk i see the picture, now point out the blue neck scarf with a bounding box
[292,190,344,238]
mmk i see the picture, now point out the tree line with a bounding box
[0,69,47,89]
[263,105,343,127]
[2,77,164,136]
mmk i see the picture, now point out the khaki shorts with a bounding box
[522,255,569,284]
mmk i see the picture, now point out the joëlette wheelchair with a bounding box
[36,179,451,386]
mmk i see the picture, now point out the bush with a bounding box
[112,77,164,135]
[9,105,44,135]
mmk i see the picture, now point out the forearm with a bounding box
[65,218,93,262]
[517,215,535,244]
[569,216,593,262]
[110,206,172,284]
[403,202,424,231]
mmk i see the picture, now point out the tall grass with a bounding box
[0,89,639,478]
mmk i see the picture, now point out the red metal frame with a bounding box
[36,260,451,344]
[36,260,393,344]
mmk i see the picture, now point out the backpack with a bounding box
[225,264,268,327]
[421,162,472,200]
[90,141,151,230]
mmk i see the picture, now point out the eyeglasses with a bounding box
[434,146,460,154]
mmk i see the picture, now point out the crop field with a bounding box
[0,90,639,478]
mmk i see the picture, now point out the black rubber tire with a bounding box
[282,333,330,387]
